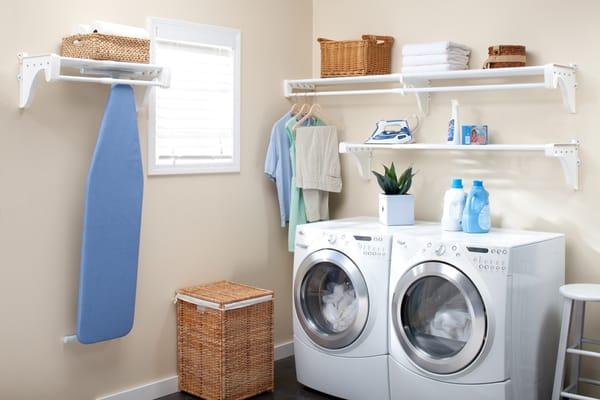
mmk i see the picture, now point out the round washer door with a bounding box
[392,261,487,374]
[294,249,369,349]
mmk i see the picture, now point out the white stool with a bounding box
[553,284,600,400]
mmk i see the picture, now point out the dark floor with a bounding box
[156,356,337,400]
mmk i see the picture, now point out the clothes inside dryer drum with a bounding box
[322,282,357,332]
[303,263,358,334]
[402,277,472,357]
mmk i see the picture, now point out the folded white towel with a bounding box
[402,63,469,73]
[90,21,149,39]
[402,41,471,56]
[72,24,93,35]
[403,52,469,67]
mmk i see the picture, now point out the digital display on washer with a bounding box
[353,235,372,241]
[467,246,489,253]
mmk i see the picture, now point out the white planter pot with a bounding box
[379,194,415,226]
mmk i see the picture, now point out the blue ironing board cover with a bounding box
[76,84,144,344]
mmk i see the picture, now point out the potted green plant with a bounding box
[372,163,415,225]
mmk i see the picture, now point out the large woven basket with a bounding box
[484,45,526,69]
[318,34,394,77]
[175,281,274,400]
[61,33,150,64]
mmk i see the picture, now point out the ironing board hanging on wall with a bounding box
[76,84,144,344]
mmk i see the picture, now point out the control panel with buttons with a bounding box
[469,247,509,274]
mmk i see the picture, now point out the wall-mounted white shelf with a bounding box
[18,53,171,109]
[339,141,580,190]
[284,64,577,115]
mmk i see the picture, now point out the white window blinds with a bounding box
[148,19,241,175]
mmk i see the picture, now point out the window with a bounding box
[148,18,241,175]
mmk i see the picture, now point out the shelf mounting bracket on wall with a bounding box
[17,53,171,111]
[545,64,577,113]
[544,140,580,190]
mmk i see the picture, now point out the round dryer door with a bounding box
[294,249,369,349]
[392,261,487,375]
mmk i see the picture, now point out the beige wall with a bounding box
[314,0,600,394]
[0,1,312,398]
[2,0,599,398]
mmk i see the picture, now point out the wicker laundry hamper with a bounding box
[175,281,274,400]
[61,33,150,63]
[318,34,394,77]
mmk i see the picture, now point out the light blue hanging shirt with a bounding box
[264,112,292,227]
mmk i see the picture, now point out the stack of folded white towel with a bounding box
[402,41,471,73]
[73,21,149,39]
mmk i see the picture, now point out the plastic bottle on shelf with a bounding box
[462,180,491,233]
[441,178,467,231]
[447,99,460,145]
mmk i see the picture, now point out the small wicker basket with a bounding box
[318,34,394,77]
[175,281,274,400]
[484,45,526,69]
[61,33,150,64]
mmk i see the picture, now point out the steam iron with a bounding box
[365,119,416,144]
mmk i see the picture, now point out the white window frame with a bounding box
[147,17,241,175]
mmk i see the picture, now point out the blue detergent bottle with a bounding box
[462,180,491,233]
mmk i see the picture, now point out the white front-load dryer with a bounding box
[388,227,565,400]
[293,218,423,400]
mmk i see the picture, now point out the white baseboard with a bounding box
[97,341,294,400]
[97,375,178,400]
[275,340,294,360]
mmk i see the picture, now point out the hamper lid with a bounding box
[175,280,273,310]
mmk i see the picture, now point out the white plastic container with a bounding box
[447,99,460,144]
[441,178,467,231]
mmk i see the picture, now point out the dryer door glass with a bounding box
[295,249,369,349]
[393,261,486,374]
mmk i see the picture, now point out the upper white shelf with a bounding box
[18,53,171,109]
[284,64,577,115]
[339,141,580,190]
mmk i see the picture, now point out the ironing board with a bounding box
[76,84,144,344]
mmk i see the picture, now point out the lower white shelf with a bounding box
[339,141,581,190]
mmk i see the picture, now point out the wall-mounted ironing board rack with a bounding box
[339,141,581,190]
[18,53,171,110]
[284,64,577,115]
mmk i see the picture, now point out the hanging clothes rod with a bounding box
[18,53,171,108]
[288,82,548,97]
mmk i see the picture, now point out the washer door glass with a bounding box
[393,262,486,374]
[295,249,369,349]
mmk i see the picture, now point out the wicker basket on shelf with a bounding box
[318,34,394,77]
[484,45,526,69]
[175,281,274,400]
[61,33,150,64]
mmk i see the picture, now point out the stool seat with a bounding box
[560,284,600,302]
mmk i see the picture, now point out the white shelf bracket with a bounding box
[544,140,580,190]
[402,78,430,116]
[18,53,55,108]
[340,145,373,180]
[284,80,316,98]
[545,64,577,113]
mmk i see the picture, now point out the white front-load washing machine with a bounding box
[388,227,565,400]
[293,218,423,400]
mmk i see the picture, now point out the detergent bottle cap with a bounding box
[473,179,483,187]
[451,178,463,189]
